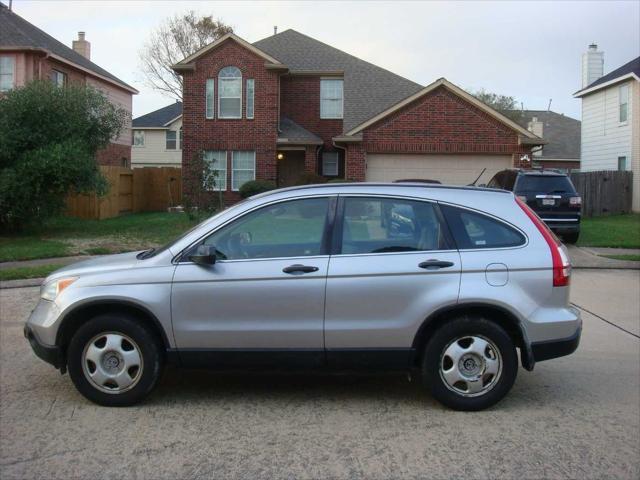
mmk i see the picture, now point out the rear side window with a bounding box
[515,175,576,194]
[441,205,525,249]
[340,197,451,254]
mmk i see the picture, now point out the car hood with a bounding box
[45,251,143,282]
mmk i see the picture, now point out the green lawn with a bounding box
[577,214,640,249]
[0,212,200,262]
[0,264,62,281]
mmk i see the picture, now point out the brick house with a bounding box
[173,29,543,203]
[0,3,138,166]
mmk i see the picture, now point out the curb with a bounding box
[0,278,44,289]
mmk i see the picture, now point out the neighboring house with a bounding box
[574,44,640,211]
[172,30,543,204]
[516,110,581,171]
[0,3,138,167]
[131,102,183,168]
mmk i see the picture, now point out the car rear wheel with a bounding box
[67,313,163,406]
[562,232,579,244]
[422,315,517,411]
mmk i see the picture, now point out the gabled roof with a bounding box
[344,78,540,141]
[574,56,640,97]
[278,117,323,145]
[0,4,137,93]
[132,102,183,128]
[254,29,423,132]
[515,110,580,160]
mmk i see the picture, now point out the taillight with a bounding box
[569,196,581,206]
[516,196,571,287]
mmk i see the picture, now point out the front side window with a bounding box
[51,70,66,87]
[619,84,629,123]
[133,130,145,147]
[322,151,339,176]
[202,197,330,260]
[203,150,227,191]
[205,79,215,119]
[618,156,627,171]
[232,151,255,191]
[441,205,525,249]
[218,66,242,119]
[340,197,450,255]
[246,79,254,119]
[320,78,343,119]
[166,130,177,150]
[0,56,15,92]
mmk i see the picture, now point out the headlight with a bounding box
[41,277,78,301]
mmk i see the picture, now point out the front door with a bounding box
[277,151,306,187]
[324,195,461,368]
[171,196,334,368]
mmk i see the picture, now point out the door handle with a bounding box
[283,264,319,274]
[418,259,454,270]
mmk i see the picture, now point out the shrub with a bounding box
[294,172,327,185]
[239,179,277,198]
[327,178,350,183]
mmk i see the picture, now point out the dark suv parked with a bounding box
[486,169,581,243]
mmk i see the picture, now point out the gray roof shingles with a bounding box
[0,4,136,92]
[516,110,580,160]
[253,29,423,133]
[576,56,639,94]
[278,117,323,144]
[133,102,183,128]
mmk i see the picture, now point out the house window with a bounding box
[205,79,214,119]
[203,150,227,191]
[232,151,255,191]
[322,151,339,176]
[51,70,66,87]
[246,79,254,119]
[179,127,183,149]
[218,66,242,119]
[133,130,145,147]
[166,130,177,150]
[320,78,343,119]
[619,84,629,123]
[618,156,627,171]
[0,56,15,92]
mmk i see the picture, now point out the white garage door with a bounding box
[366,154,512,185]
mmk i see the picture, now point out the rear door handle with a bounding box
[283,264,319,274]
[419,259,454,270]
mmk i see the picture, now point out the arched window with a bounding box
[218,66,242,119]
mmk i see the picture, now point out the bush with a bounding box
[294,173,327,185]
[0,81,126,231]
[238,179,277,198]
[327,178,349,183]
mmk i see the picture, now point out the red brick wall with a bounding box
[96,142,131,167]
[181,40,280,205]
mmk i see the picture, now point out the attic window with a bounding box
[619,84,629,123]
[320,78,343,119]
[218,66,242,119]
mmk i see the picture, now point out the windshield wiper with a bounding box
[137,248,156,260]
[546,190,567,195]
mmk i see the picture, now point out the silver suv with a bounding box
[25,183,581,410]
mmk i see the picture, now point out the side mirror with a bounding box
[188,244,216,265]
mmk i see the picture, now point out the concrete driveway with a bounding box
[1,270,638,479]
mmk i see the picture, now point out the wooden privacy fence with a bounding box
[569,170,633,217]
[66,166,182,220]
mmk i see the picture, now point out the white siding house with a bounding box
[131,102,183,168]
[574,52,640,211]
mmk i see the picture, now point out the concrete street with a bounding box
[1,270,639,479]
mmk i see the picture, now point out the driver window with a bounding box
[341,197,450,254]
[202,197,329,260]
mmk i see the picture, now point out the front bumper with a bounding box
[24,325,64,370]
[530,324,582,362]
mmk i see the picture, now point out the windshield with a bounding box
[516,175,575,194]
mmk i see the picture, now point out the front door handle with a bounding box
[283,264,319,274]
[419,259,454,270]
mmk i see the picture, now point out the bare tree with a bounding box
[139,11,233,99]
[472,89,523,122]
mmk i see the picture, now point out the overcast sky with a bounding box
[8,0,640,118]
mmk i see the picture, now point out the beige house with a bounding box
[574,46,640,211]
[131,101,183,168]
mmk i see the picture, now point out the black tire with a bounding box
[563,232,580,244]
[67,313,163,406]
[422,315,517,411]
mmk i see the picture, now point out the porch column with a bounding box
[345,143,366,181]
[304,146,317,173]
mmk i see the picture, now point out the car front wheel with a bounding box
[67,313,163,406]
[422,315,518,411]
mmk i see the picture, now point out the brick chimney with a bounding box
[72,32,91,60]
[582,43,604,88]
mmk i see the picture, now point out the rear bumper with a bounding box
[530,324,581,362]
[541,219,581,233]
[24,325,63,370]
